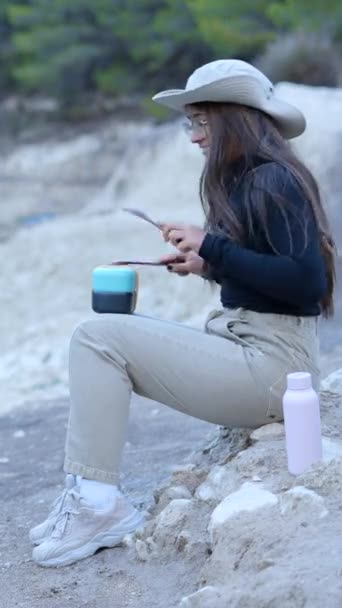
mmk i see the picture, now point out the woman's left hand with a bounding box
[161,223,206,254]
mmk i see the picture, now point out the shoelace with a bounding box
[49,474,76,516]
[50,488,68,514]
[51,488,80,539]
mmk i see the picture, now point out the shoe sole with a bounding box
[34,510,144,567]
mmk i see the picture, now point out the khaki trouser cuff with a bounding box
[64,458,121,485]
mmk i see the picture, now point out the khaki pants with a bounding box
[64,308,320,484]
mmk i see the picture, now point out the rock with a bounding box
[181,581,308,608]
[233,439,288,480]
[175,530,191,552]
[202,581,307,608]
[251,475,262,482]
[164,485,192,500]
[320,368,342,394]
[233,448,267,476]
[208,482,278,542]
[134,535,157,562]
[256,558,276,571]
[280,486,328,518]
[154,482,202,519]
[153,484,193,512]
[250,423,284,442]
[135,539,150,562]
[153,499,193,548]
[322,436,342,462]
[294,458,342,495]
[194,427,251,466]
[169,464,197,473]
[195,482,216,503]
[170,469,208,494]
[122,534,135,549]
[150,496,211,559]
[195,465,238,504]
[179,586,224,608]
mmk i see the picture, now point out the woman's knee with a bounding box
[69,316,130,355]
[70,318,112,352]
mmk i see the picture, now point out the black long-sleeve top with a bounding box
[198,161,327,317]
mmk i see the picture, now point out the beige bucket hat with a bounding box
[153,59,306,139]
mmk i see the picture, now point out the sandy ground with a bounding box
[0,395,213,608]
[2,390,342,607]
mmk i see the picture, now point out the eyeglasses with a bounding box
[182,116,208,136]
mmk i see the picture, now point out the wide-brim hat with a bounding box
[152,59,306,139]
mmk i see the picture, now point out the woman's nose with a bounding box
[191,130,205,144]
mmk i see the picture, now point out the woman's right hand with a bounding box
[159,251,204,277]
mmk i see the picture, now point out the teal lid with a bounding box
[92,266,137,294]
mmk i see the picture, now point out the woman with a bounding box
[30,59,335,567]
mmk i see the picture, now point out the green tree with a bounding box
[184,0,278,58]
[268,0,342,33]
[9,0,117,99]
[95,0,210,94]
[7,0,210,105]
[0,0,19,93]
[2,0,342,113]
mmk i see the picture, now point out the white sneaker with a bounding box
[32,489,144,567]
[29,474,77,546]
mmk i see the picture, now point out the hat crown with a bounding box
[152,58,306,139]
[186,59,273,96]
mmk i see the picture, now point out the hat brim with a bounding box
[152,78,306,140]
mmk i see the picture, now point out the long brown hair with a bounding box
[193,101,336,318]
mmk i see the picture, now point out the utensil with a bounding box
[122,207,162,230]
[111,259,167,266]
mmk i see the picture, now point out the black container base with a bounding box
[92,291,135,314]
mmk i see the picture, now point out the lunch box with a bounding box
[92,265,138,314]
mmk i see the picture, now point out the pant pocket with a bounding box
[206,311,262,352]
[266,369,287,420]
[265,355,320,421]
[204,309,224,333]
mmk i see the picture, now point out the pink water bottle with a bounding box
[283,372,322,475]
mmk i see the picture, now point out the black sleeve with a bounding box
[198,166,327,306]
[201,261,221,284]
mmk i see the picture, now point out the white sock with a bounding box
[65,474,77,489]
[79,478,122,508]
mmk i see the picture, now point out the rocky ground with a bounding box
[1,385,342,608]
[0,395,212,607]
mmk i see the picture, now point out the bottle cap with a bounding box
[287,372,312,390]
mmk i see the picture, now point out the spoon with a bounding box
[122,207,162,230]
[122,206,183,245]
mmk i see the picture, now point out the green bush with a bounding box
[255,31,342,87]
